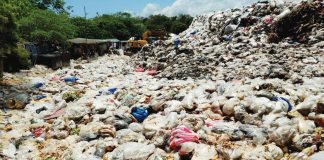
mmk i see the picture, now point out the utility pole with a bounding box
[84,6,88,59]
[84,6,87,19]
[84,6,88,43]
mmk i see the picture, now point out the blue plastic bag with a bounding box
[34,82,44,89]
[35,95,46,100]
[108,88,117,94]
[272,96,293,112]
[64,77,79,83]
[98,87,117,96]
[222,35,232,41]
[131,107,149,123]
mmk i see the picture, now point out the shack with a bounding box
[68,38,111,59]
[0,57,3,79]
[107,39,120,49]
[24,43,68,69]
[120,40,128,50]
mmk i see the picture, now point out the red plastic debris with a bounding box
[169,125,199,150]
[32,128,43,137]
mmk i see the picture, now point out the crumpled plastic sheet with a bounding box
[169,125,199,150]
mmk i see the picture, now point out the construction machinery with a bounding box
[126,29,166,53]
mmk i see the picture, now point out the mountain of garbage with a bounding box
[135,0,323,81]
[0,0,323,160]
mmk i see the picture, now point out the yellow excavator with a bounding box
[126,29,166,53]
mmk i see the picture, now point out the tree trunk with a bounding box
[0,58,3,80]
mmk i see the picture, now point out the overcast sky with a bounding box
[65,0,301,18]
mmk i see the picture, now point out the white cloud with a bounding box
[141,3,161,17]
[141,0,303,17]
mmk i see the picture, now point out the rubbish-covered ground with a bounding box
[136,0,323,80]
[1,0,324,160]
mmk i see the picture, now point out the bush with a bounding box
[15,46,31,67]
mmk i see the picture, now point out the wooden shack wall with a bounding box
[0,58,3,79]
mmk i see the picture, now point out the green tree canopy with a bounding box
[71,17,107,39]
[0,4,19,57]
[0,4,30,76]
[144,14,172,31]
[30,0,66,12]
[171,21,188,34]
[18,9,76,46]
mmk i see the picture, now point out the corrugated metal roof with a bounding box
[68,38,110,44]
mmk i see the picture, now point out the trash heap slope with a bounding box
[1,55,323,160]
[135,0,324,80]
[0,1,324,160]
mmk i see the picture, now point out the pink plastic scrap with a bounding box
[50,75,59,81]
[43,108,65,120]
[263,16,273,24]
[206,120,221,127]
[134,66,145,72]
[148,69,157,76]
[169,125,199,150]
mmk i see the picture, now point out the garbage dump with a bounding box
[0,0,324,160]
[135,0,323,81]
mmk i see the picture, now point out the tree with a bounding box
[71,17,107,39]
[171,21,187,34]
[93,13,144,40]
[3,0,34,20]
[30,0,66,13]
[0,4,27,78]
[18,9,76,46]
[3,0,68,20]
[177,14,193,26]
[144,15,172,31]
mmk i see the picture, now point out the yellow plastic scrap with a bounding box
[287,110,304,119]
[284,153,290,159]
[31,98,51,104]
[301,145,317,156]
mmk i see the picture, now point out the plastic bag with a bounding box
[272,96,293,112]
[30,77,45,89]
[131,107,149,123]
[134,66,145,72]
[106,142,155,160]
[148,69,157,76]
[169,125,199,150]
[64,76,79,83]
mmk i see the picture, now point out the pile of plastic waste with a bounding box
[0,53,323,159]
[135,0,323,80]
[1,0,324,160]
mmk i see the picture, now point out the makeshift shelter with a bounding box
[68,38,111,58]
[107,39,120,49]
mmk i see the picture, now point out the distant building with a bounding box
[68,38,123,59]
